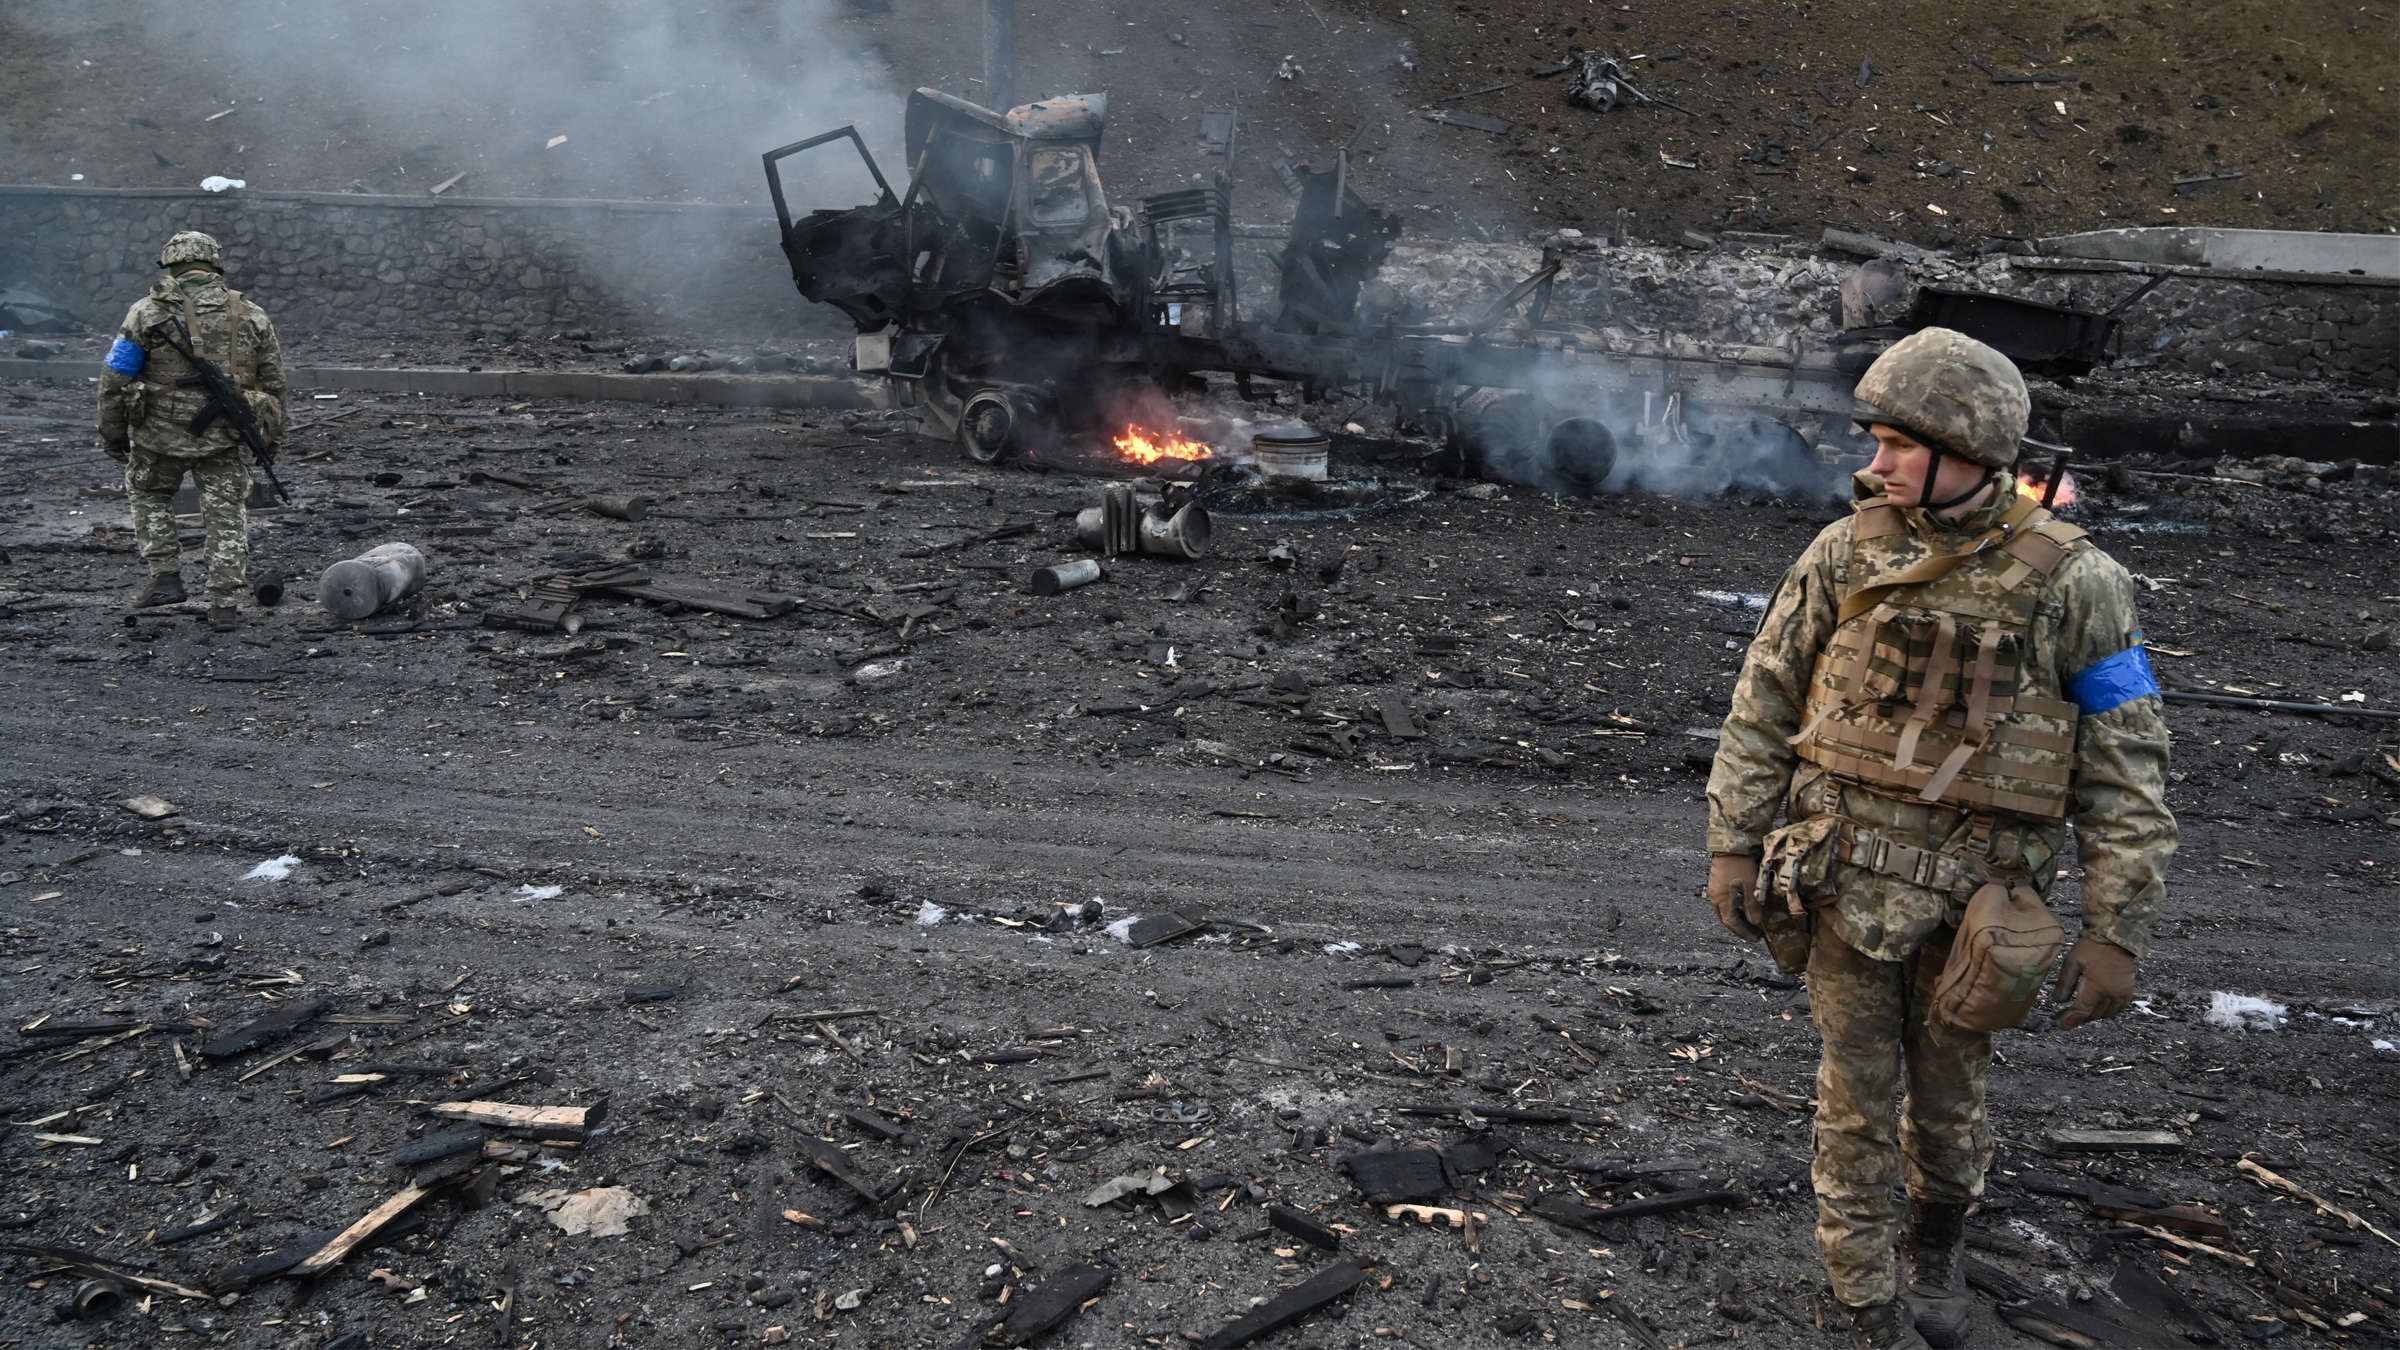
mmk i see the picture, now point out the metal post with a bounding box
[984,0,1016,110]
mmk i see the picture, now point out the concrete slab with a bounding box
[2033,227,2400,282]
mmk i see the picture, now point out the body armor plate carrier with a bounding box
[1793,490,2088,823]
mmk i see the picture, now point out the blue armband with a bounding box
[104,336,147,376]
[2067,642,2160,716]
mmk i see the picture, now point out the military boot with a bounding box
[135,573,186,608]
[207,604,239,632]
[1904,1201,1972,1348]
[1844,1299,1932,1350]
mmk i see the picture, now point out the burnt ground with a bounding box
[3,0,2394,247]
[1,370,2396,1349]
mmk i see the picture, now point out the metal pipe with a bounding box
[2161,690,2400,722]
[1031,558,1102,596]
[2042,449,2073,508]
[984,0,1016,109]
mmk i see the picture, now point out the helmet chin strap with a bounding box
[1920,445,1999,514]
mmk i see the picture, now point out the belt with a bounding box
[1838,822,1984,897]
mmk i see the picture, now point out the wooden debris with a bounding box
[291,1182,441,1278]
[993,1262,1114,1346]
[153,1206,243,1247]
[1388,1204,1472,1227]
[1124,912,1204,948]
[1268,1204,1341,1251]
[1531,1188,1744,1231]
[2089,1196,2232,1240]
[2239,1157,2400,1248]
[389,1127,491,1169]
[590,577,793,621]
[198,996,333,1059]
[428,1100,602,1140]
[0,1242,211,1300]
[794,1134,896,1211]
[1198,1254,1377,1349]
[1342,1147,1450,1203]
[2046,1128,2184,1155]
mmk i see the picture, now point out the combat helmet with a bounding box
[1852,326,2028,470]
[158,230,224,272]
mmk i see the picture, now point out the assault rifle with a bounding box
[158,318,290,504]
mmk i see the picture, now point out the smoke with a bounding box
[76,0,904,205]
[1452,372,1848,502]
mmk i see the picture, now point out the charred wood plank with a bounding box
[2047,1129,2183,1155]
[1268,1204,1342,1251]
[794,1134,895,1210]
[1532,1188,1743,1231]
[198,996,333,1059]
[994,1262,1114,1346]
[1198,1255,1377,1349]
[0,1243,210,1300]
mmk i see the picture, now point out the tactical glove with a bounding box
[2052,936,2136,1029]
[102,438,130,462]
[1707,853,1765,942]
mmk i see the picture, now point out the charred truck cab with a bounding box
[767,88,1229,461]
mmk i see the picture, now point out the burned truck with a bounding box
[765,87,1872,491]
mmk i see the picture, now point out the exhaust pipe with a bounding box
[1073,483,1212,560]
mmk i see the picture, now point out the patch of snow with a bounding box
[242,854,300,881]
[199,175,247,192]
[1322,941,1363,957]
[2207,991,2288,1033]
[1695,588,1770,610]
[913,900,947,926]
[516,884,564,901]
[2373,1039,2395,1053]
[1104,916,1141,943]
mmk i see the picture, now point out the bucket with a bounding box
[1251,426,1330,482]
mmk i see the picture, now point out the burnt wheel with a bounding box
[959,389,1020,464]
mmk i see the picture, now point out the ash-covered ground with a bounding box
[1,372,2396,1348]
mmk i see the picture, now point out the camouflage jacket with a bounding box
[98,277,286,460]
[1707,480,2177,961]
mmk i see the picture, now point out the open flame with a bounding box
[1111,424,1213,465]
[2017,469,2079,507]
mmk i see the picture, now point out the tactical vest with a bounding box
[1792,491,2088,822]
[134,283,259,448]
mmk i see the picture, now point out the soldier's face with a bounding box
[1866,426,1983,509]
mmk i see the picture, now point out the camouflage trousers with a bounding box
[1806,923,1994,1307]
[127,449,251,604]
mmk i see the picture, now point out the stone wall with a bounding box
[3,185,2390,388]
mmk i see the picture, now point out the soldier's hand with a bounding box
[1707,854,1765,942]
[2052,936,2137,1029]
[102,440,130,462]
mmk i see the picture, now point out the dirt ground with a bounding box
[2,369,2395,1348]
[3,0,2393,246]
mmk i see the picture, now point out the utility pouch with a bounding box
[1757,816,1844,975]
[1931,880,2065,1033]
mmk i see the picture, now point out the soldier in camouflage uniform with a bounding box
[98,230,287,629]
[1704,329,2176,1349]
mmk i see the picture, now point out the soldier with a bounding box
[1704,328,2176,1349]
[98,230,287,630]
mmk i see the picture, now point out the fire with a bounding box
[1111,424,1213,464]
[2017,469,2079,507]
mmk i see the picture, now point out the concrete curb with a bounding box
[0,359,881,410]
